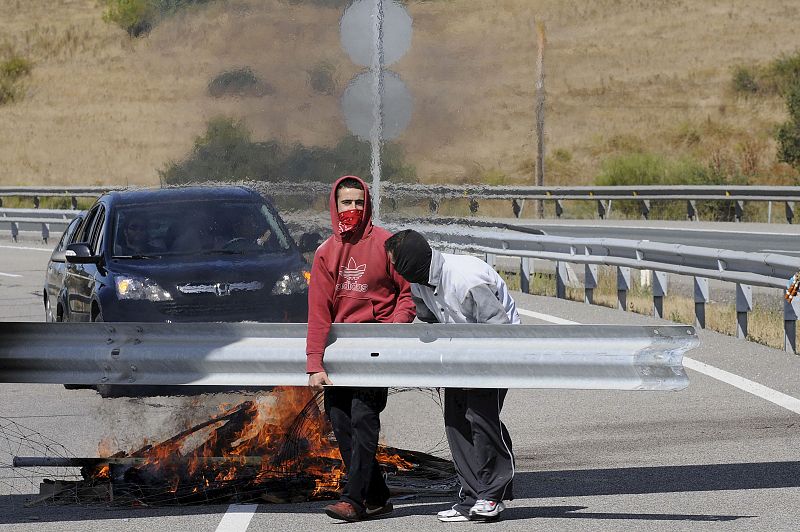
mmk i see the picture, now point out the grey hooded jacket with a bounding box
[410,249,520,325]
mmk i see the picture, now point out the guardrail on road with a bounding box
[405,223,800,354]
[0,208,80,243]
[0,322,695,390]
[4,183,800,222]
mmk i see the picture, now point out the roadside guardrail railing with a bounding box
[4,185,799,354]
[4,183,800,222]
[0,322,695,390]
[400,223,800,354]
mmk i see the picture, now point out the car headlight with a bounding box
[272,270,310,295]
[116,276,173,301]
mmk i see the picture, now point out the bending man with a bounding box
[385,229,517,522]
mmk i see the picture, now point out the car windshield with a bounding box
[112,199,293,257]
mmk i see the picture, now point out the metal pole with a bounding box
[370,0,385,224]
[534,20,546,219]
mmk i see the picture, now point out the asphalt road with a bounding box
[509,219,800,256]
[0,244,799,531]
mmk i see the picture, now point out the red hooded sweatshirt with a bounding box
[305,176,416,373]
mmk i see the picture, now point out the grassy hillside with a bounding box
[1,0,799,186]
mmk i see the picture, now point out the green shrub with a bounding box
[595,153,739,221]
[0,55,32,105]
[777,80,800,169]
[731,66,759,94]
[101,0,216,37]
[101,0,157,37]
[160,116,417,185]
[208,68,274,98]
[308,61,337,95]
[0,56,33,81]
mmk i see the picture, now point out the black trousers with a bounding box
[324,386,390,513]
[444,388,514,515]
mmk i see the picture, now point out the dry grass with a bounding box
[500,265,795,351]
[1,0,800,186]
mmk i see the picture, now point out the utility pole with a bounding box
[535,20,546,218]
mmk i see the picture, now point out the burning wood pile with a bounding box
[19,387,456,506]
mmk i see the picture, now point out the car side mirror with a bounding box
[298,232,322,253]
[65,243,100,264]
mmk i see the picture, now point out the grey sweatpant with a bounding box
[444,388,515,515]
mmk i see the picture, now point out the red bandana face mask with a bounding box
[337,209,363,234]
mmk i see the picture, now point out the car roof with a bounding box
[103,186,262,206]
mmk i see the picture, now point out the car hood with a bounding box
[108,252,307,289]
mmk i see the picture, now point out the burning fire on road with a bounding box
[18,387,456,506]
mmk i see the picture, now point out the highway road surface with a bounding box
[0,243,798,531]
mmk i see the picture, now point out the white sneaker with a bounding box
[469,499,505,519]
[437,508,469,522]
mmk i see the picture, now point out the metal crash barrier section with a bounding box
[0,322,697,390]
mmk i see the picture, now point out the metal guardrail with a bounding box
[380,184,800,222]
[3,183,800,221]
[0,322,695,390]
[403,223,800,354]
[0,208,80,243]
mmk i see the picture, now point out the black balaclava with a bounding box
[392,230,433,286]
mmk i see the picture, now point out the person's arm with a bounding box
[413,293,439,323]
[306,251,336,385]
[389,261,417,323]
[462,283,511,324]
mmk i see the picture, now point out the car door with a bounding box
[45,214,84,321]
[65,205,102,321]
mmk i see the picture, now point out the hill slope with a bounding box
[1,0,799,186]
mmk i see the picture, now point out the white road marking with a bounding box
[0,271,22,278]
[761,249,800,255]
[517,308,800,415]
[215,504,258,532]
[0,245,51,252]
[682,358,800,415]
[535,222,800,237]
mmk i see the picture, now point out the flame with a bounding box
[89,386,413,501]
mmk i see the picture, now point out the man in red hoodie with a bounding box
[306,175,415,522]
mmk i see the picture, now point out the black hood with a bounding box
[391,230,433,286]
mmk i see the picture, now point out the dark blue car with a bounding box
[54,186,315,324]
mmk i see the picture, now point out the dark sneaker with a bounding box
[364,501,393,519]
[324,501,362,522]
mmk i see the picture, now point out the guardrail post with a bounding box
[617,266,631,310]
[584,264,598,304]
[556,261,567,299]
[71,196,78,210]
[687,200,697,221]
[484,252,496,269]
[469,198,479,215]
[555,200,564,218]
[597,200,607,220]
[736,283,752,339]
[10,222,19,243]
[786,201,794,224]
[33,196,40,209]
[41,223,50,244]
[519,257,532,294]
[639,199,650,220]
[783,298,799,354]
[735,201,744,222]
[429,198,440,215]
[693,277,709,329]
[652,271,667,319]
[512,199,524,218]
